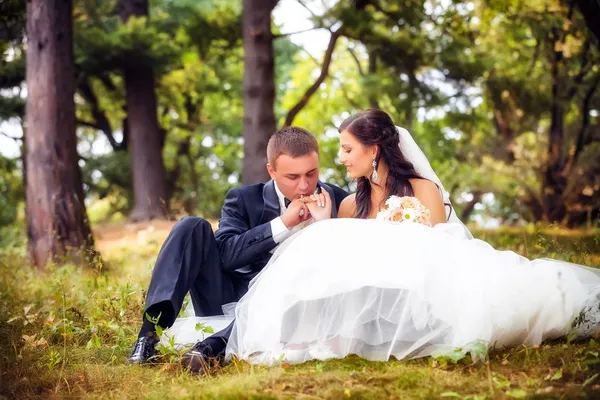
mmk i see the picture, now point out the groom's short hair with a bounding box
[267,126,319,168]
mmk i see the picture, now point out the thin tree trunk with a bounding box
[542,38,568,222]
[242,0,278,184]
[119,0,169,220]
[25,0,97,268]
[368,49,379,109]
[283,30,342,127]
[78,77,125,151]
[460,191,482,221]
[564,74,600,174]
[406,66,417,132]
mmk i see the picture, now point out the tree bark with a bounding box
[460,191,482,222]
[242,0,278,185]
[118,0,169,220]
[25,0,97,268]
[368,49,379,109]
[406,66,418,132]
[542,36,568,222]
[565,74,600,174]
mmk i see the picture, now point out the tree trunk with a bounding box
[460,191,482,222]
[406,67,417,132]
[242,0,278,184]
[542,40,568,222]
[119,0,169,221]
[368,49,379,109]
[25,0,97,268]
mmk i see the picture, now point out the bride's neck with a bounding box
[369,163,389,197]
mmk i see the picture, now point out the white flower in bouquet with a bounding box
[385,195,403,210]
[401,208,418,223]
[376,196,432,226]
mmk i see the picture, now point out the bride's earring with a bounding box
[371,158,378,182]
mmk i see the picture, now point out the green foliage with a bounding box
[195,322,214,334]
[0,154,23,226]
[0,0,25,44]
[1,0,599,225]
[0,54,24,89]
[0,95,24,120]
[74,6,181,74]
[462,0,600,223]
[0,41,25,120]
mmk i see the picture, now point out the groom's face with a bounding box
[266,152,320,200]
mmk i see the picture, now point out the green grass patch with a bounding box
[1,223,599,398]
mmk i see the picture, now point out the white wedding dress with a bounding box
[162,127,600,365]
[222,219,600,365]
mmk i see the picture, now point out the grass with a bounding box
[1,221,599,399]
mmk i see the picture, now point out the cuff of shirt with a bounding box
[270,217,292,244]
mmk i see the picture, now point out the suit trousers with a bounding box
[144,217,242,327]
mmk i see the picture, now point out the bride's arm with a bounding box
[410,179,447,226]
[338,194,356,218]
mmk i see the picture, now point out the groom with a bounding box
[129,126,349,364]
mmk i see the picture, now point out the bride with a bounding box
[172,109,600,366]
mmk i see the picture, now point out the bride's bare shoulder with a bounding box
[409,178,439,193]
[338,194,356,218]
[409,178,447,225]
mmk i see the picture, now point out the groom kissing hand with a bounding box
[128,126,349,366]
[279,188,333,226]
[300,189,333,221]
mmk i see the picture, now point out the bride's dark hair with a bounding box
[339,109,424,219]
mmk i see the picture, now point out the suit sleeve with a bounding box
[215,187,279,272]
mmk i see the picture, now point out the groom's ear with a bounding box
[266,163,276,180]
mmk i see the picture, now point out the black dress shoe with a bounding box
[181,341,221,374]
[128,336,158,364]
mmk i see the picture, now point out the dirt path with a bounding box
[92,219,217,252]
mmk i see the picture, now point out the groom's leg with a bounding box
[130,217,235,364]
[189,241,237,317]
[142,217,233,333]
[204,320,234,357]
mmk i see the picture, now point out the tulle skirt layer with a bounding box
[220,220,600,365]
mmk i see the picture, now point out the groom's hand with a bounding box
[302,189,332,221]
[281,199,311,228]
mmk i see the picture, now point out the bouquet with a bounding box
[376,196,432,226]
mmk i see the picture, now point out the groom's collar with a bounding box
[273,181,287,211]
[260,180,280,224]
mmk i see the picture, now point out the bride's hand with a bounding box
[302,188,332,221]
[281,199,311,228]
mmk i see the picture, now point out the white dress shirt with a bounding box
[269,182,314,252]
[235,183,316,274]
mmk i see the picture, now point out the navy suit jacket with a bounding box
[215,180,349,282]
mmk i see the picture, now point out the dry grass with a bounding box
[0,221,599,399]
